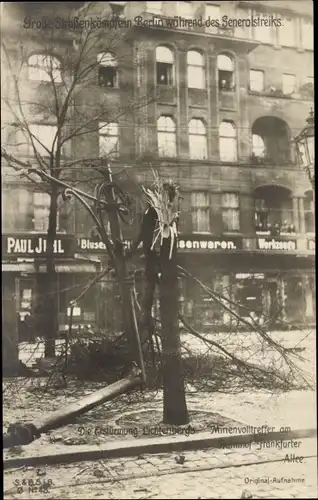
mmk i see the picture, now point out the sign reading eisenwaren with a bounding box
[2,234,75,258]
[178,235,242,251]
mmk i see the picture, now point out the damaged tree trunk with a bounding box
[160,238,189,425]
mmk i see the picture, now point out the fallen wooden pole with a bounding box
[3,366,142,448]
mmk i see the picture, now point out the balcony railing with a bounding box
[255,222,296,236]
[251,154,294,166]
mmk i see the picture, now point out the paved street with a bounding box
[4,438,317,498]
[6,327,316,499]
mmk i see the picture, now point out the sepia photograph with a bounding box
[1,1,316,498]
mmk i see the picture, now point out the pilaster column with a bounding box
[304,277,314,319]
[298,197,305,233]
[292,197,300,232]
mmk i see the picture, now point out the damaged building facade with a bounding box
[2,1,315,354]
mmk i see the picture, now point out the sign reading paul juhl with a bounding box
[2,234,75,258]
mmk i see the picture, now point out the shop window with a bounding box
[222,192,240,231]
[217,54,235,91]
[187,50,205,89]
[157,116,176,157]
[156,46,174,85]
[235,279,263,318]
[28,53,62,82]
[99,122,119,158]
[282,74,296,95]
[249,70,264,92]
[285,278,306,323]
[97,52,118,88]
[21,288,32,311]
[188,119,207,159]
[191,192,210,232]
[18,278,36,341]
[219,121,237,161]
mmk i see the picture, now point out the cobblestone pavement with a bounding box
[4,438,317,499]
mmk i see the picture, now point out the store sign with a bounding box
[308,239,315,251]
[178,236,242,251]
[2,234,75,258]
[235,273,265,280]
[77,238,132,253]
[257,238,296,251]
[77,235,242,253]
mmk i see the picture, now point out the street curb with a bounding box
[4,428,317,469]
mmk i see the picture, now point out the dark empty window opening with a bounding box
[157,62,173,85]
[98,66,117,88]
[219,70,234,91]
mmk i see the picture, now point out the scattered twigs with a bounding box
[178,266,314,391]
[179,314,295,390]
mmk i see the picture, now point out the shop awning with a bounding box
[2,262,99,273]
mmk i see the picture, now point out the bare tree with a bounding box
[1,2,153,357]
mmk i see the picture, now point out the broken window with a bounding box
[156,46,174,85]
[98,52,118,88]
[217,54,235,91]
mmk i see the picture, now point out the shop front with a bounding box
[2,234,100,350]
[176,234,315,330]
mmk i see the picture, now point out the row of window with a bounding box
[147,2,313,50]
[27,50,235,91]
[249,70,314,95]
[27,50,313,97]
[189,192,314,234]
[157,49,238,91]
[11,190,315,235]
[15,119,291,163]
